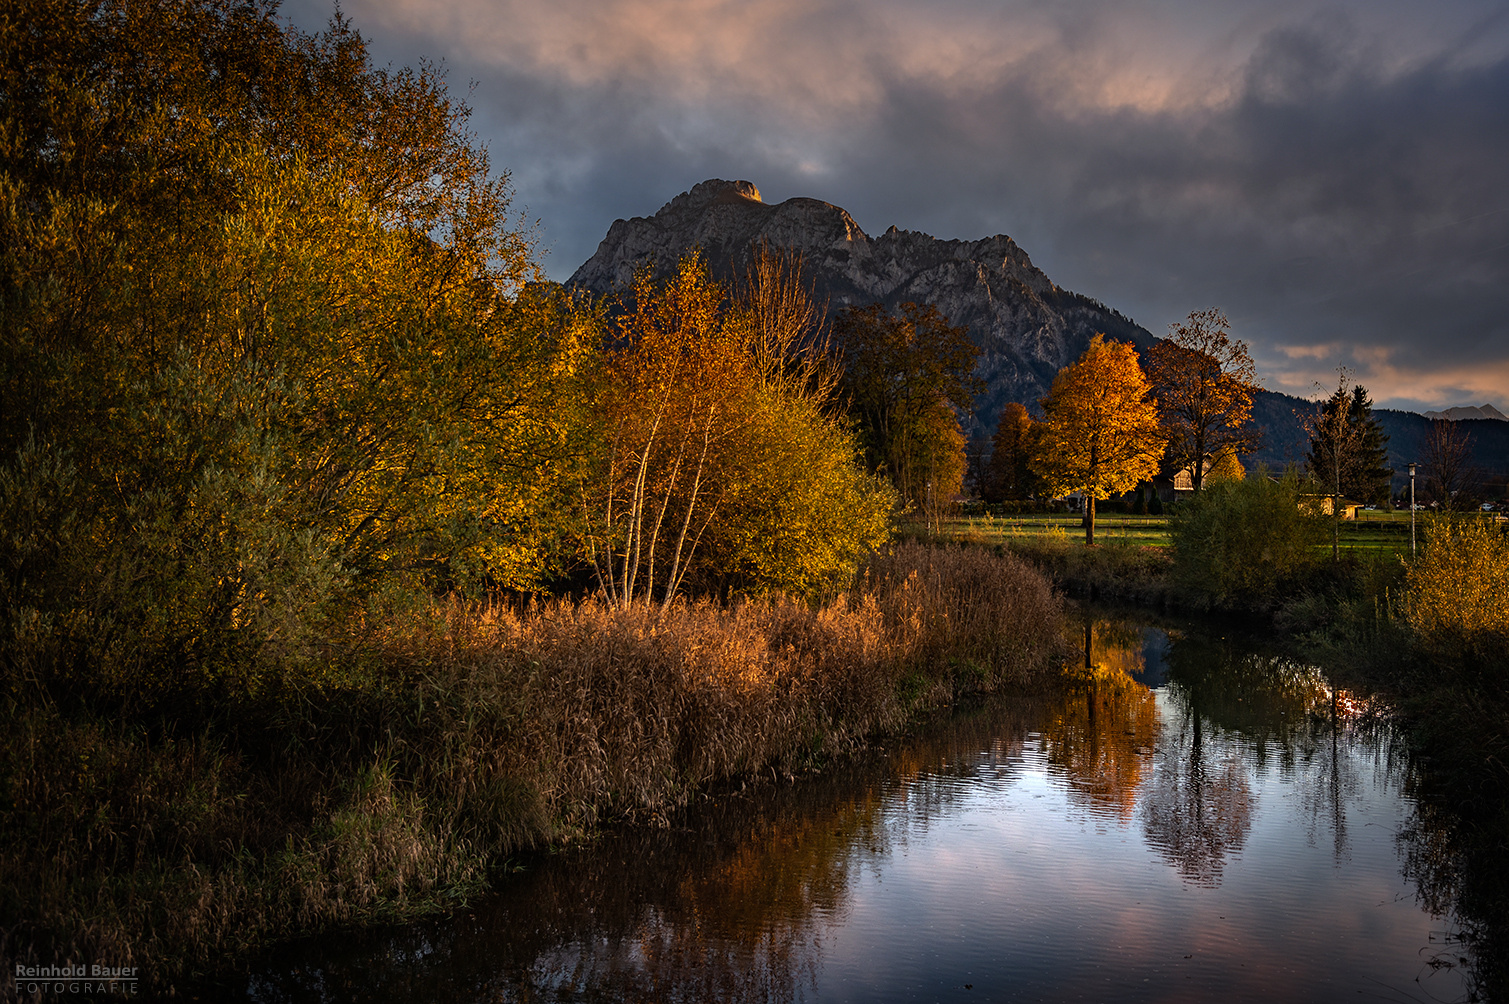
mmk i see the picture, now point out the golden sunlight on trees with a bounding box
[1407,518,1509,666]
[836,303,982,522]
[582,252,892,607]
[1146,309,1261,492]
[1,0,578,697]
[1204,449,1245,483]
[1033,335,1162,545]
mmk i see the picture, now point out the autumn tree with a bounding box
[1,0,585,700]
[1146,309,1261,492]
[1033,335,1163,545]
[985,402,1038,502]
[1204,449,1245,484]
[583,251,891,606]
[836,302,982,514]
[1420,420,1480,512]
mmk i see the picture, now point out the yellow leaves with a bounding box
[583,252,891,603]
[1033,334,1161,500]
[1408,517,1509,656]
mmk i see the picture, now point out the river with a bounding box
[231,610,1476,1003]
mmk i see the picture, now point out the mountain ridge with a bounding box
[569,180,1507,489]
[569,179,1153,437]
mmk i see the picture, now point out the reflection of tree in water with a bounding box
[235,697,1048,1004]
[1397,755,1509,1001]
[1291,687,1387,865]
[1041,616,1161,822]
[1141,697,1254,887]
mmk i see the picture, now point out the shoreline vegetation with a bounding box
[3,544,1072,991]
[931,506,1509,999]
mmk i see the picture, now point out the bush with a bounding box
[1408,516,1509,671]
[1169,470,1327,609]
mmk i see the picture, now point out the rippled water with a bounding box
[235,612,1473,1003]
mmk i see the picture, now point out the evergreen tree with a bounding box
[1306,383,1392,506]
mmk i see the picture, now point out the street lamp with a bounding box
[1408,462,1416,557]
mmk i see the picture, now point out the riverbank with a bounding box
[1,544,1073,994]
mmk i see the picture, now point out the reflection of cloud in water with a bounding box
[232,617,1464,1003]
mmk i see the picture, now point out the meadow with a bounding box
[939,509,1426,557]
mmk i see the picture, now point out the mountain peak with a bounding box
[1422,404,1508,422]
[568,180,1153,435]
[659,179,764,215]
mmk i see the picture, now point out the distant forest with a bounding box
[1248,390,1509,493]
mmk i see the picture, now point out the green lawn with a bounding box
[936,509,1425,558]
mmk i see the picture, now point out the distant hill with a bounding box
[1422,404,1507,422]
[1248,390,1509,493]
[569,179,1153,438]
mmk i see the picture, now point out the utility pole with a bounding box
[1408,462,1416,557]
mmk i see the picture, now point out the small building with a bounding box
[1151,453,1240,503]
[1299,494,1364,519]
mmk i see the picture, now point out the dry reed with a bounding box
[0,545,1070,992]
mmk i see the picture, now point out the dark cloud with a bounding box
[282,0,1509,410]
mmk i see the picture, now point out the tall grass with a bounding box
[0,545,1070,990]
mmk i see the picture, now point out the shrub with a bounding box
[1408,517,1509,670]
[1169,469,1327,609]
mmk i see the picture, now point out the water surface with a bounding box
[237,612,1472,1003]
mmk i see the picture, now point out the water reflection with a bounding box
[232,614,1476,1004]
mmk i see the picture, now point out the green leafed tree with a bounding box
[1,0,587,701]
[1169,469,1327,609]
[835,302,982,516]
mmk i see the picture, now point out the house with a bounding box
[1298,493,1364,519]
[1150,452,1242,504]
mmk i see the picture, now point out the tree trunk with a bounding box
[1086,494,1096,546]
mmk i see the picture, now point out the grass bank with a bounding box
[1,544,1072,993]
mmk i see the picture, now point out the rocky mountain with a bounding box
[569,179,1153,438]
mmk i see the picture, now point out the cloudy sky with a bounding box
[283,0,1509,412]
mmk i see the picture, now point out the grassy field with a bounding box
[935,509,1426,558]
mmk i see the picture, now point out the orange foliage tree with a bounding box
[584,252,892,607]
[1146,309,1261,492]
[1033,335,1162,544]
[985,402,1037,502]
